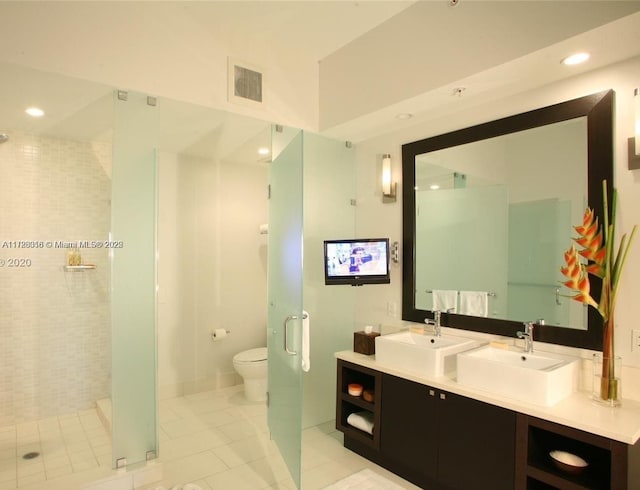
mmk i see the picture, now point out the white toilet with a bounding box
[233,347,268,402]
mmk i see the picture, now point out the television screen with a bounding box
[324,238,390,286]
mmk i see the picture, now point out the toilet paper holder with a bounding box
[211,329,230,340]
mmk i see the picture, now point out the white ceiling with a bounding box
[179,1,414,63]
[319,2,640,141]
[0,1,414,157]
[1,1,640,151]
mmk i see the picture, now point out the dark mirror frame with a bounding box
[402,90,614,351]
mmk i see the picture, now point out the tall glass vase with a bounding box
[592,352,622,407]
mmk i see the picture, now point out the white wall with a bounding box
[158,151,268,398]
[0,132,111,425]
[353,56,640,399]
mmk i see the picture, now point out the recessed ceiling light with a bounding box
[562,52,590,66]
[25,107,44,117]
[395,113,413,120]
[258,147,270,155]
[430,184,440,190]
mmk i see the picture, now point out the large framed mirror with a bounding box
[402,90,613,351]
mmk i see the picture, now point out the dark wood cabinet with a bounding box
[336,357,640,490]
[438,390,516,490]
[380,373,516,490]
[379,373,439,485]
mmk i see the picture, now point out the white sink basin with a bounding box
[456,345,579,406]
[375,331,478,377]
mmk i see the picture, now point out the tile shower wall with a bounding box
[0,131,111,426]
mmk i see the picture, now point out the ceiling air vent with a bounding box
[228,58,264,106]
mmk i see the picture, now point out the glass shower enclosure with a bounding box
[1,61,356,489]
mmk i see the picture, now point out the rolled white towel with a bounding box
[346,411,374,435]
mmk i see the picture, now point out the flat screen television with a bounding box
[324,238,390,286]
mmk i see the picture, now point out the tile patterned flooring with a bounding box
[0,386,419,489]
[0,409,111,489]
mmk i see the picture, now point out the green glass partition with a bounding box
[111,90,158,467]
[267,126,304,488]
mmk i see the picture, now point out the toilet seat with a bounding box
[233,347,267,364]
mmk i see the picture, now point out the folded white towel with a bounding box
[459,291,489,317]
[346,411,374,435]
[432,289,458,312]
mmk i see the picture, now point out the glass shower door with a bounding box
[267,126,304,488]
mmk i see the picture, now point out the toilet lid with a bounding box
[234,347,268,363]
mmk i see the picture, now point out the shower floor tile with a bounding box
[0,407,112,490]
[0,385,419,489]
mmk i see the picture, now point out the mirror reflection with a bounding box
[402,90,614,351]
[414,118,588,329]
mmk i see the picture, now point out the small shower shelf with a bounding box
[64,264,96,272]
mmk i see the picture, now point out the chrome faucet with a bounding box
[425,310,442,337]
[517,321,535,353]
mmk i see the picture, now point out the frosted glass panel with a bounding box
[111,91,158,467]
[415,185,508,318]
[267,126,303,489]
[301,133,355,428]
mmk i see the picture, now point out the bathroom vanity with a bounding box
[335,351,640,490]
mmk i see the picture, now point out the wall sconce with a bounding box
[382,154,397,203]
[630,87,640,170]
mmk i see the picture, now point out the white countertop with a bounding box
[336,350,640,445]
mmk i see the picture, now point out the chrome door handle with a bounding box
[283,315,298,356]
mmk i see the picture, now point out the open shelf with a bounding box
[526,476,566,490]
[341,393,375,412]
[336,359,381,450]
[64,264,96,271]
[527,424,610,489]
[527,469,593,490]
[339,399,375,444]
[517,414,640,489]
